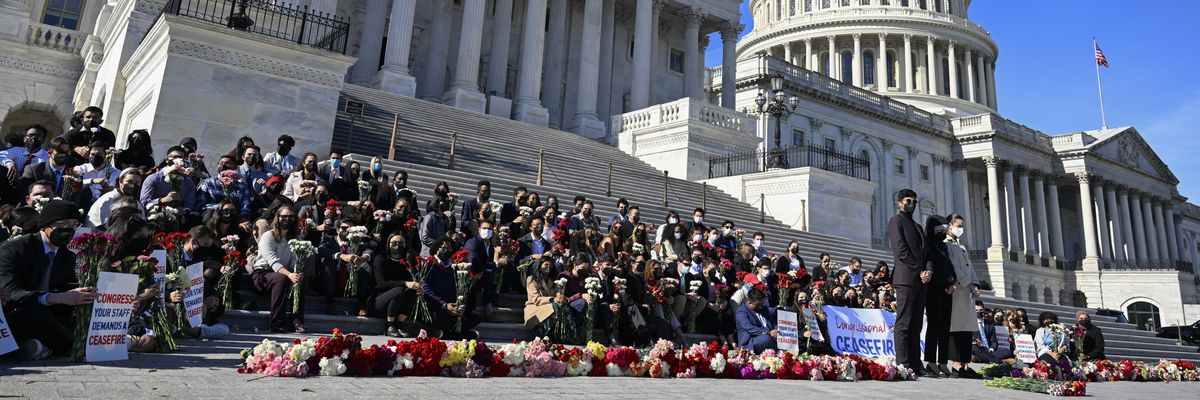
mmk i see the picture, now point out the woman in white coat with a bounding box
[944,213,982,378]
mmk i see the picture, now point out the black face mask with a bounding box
[25,138,40,151]
[121,184,140,197]
[278,217,296,230]
[191,245,211,260]
[389,244,404,254]
[118,237,153,258]
[218,210,236,223]
[303,162,316,171]
[1079,319,1091,327]
[268,183,284,194]
[976,311,985,319]
[220,164,236,172]
[52,154,68,166]
[90,154,105,168]
[48,227,74,247]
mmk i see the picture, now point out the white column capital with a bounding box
[720,22,744,41]
[678,6,704,28]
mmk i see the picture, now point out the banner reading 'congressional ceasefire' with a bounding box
[822,306,926,358]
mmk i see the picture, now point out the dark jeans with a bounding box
[465,268,496,312]
[251,269,304,329]
[7,303,73,356]
[894,283,927,368]
[373,286,417,318]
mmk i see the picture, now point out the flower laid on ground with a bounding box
[985,377,1087,397]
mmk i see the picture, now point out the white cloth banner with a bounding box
[1013,333,1037,363]
[183,262,205,327]
[822,306,926,358]
[776,310,799,351]
[0,307,17,356]
[801,307,824,342]
[86,271,138,362]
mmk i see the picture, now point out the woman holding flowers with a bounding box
[252,203,305,333]
[524,257,564,338]
[371,232,425,338]
[1034,311,1070,364]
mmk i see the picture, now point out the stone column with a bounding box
[1003,165,1020,252]
[1047,177,1065,258]
[597,0,615,126]
[1130,194,1148,264]
[804,38,813,70]
[1167,209,1181,264]
[1017,168,1035,254]
[876,33,887,91]
[485,0,515,96]
[1153,201,1170,263]
[419,0,452,101]
[630,0,654,109]
[541,0,568,128]
[445,0,488,112]
[1117,189,1136,262]
[851,34,863,87]
[963,48,975,102]
[649,1,666,104]
[720,24,741,109]
[1141,195,1160,263]
[1092,181,1112,260]
[372,0,418,97]
[947,40,959,99]
[1032,172,1051,257]
[953,161,968,216]
[348,0,389,86]
[513,0,550,126]
[925,37,937,95]
[903,34,913,93]
[1105,186,1125,260]
[1076,173,1100,261]
[827,36,838,80]
[984,156,1004,249]
[975,53,988,106]
[784,41,794,65]
[568,0,604,138]
[986,61,997,108]
[680,7,703,100]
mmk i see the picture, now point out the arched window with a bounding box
[886,51,897,88]
[957,61,966,98]
[863,50,876,87]
[1042,288,1053,304]
[841,51,854,82]
[1011,283,1021,300]
[1026,285,1037,303]
[1127,301,1161,331]
[821,53,831,75]
[941,57,950,96]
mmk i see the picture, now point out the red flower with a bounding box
[451,249,471,264]
[402,218,417,231]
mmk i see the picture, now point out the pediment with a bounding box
[1085,127,1178,184]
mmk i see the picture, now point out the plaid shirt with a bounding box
[197,176,252,217]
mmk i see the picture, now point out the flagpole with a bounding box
[1094,37,1108,129]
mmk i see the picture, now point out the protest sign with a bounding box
[801,307,824,342]
[86,271,138,362]
[777,310,799,351]
[0,307,17,356]
[1013,334,1037,363]
[822,306,927,358]
[183,262,205,327]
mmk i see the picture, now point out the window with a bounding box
[841,51,853,82]
[919,164,930,181]
[824,138,836,150]
[42,0,84,30]
[886,51,897,88]
[941,57,950,95]
[792,129,805,147]
[669,49,685,74]
[863,51,876,87]
[894,157,905,175]
[1127,301,1161,331]
[821,53,831,75]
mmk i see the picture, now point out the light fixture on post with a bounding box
[751,73,800,169]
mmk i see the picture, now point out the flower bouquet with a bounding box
[148,205,181,232]
[495,235,519,293]
[288,240,316,314]
[164,266,191,333]
[583,276,603,342]
[125,254,177,353]
[985,376,1086,397]
[552,278,576,343]
[343,226,369,297]
[408,256,437,324]
[163,158,186,193]
[60,169,82,200]
[218,169,240,201]
[216,235,243,309]
[686,279,703,333]
[324,199,342,224]
[372,210,393,238]
[357,180,371,203]
[656,277,680,326]
[610,277,627,334]
[452,260,481,333]
[1073,324,1088,361]
[777,271,796,310]
[156,231,191,334]
[67,232,117,361]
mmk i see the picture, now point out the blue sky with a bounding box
[705,1,1200,202]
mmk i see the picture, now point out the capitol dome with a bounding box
[736,0,998,117]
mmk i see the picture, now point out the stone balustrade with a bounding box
[951,112,1053,148]
[612,96,755,136]
[26,22,82,55]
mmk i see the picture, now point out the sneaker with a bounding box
[396,321,420,338]
[16,339,50,361]
[198,323,230,339]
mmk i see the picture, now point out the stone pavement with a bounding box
[1,331,1197,399]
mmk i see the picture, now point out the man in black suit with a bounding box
[887,188,931,375]
[20,137,87,208]
[464,219,500,320]
[374,170,414,212]
[685,207,709,237]
[61,106,117,164]
[458,180,491,235]
[972,301,1015,363]
[0,199,90,360]
[316,149,351,200]
[516,216,554,265]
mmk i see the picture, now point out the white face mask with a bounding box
[694,216,704,224]
[479,229,493,239]
[951,227,964,238]
[758,270,770,280]
[668,217,678,224]
[674,233,683,240]
[723,228,732,235]
[753,239,763,248]
[693,234,703,242]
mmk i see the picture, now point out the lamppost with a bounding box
[752,74,800,169]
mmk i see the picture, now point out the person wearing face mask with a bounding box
[263,134,298,175]
[252,203,306,333]
[114,129,156,174]
[685,207,709,237]
[458,180,491,235]
[371,232,428,337]
[568,200,601,233]
[62,106,117,160]
[1073,310,1106,360]
[0,199,89,360]
[238,145,270,195]
[317,218,376,316]
[942,213,982,376]
[283,152,321,201]
[887,188,930,376]
[71,141,121,201]
[2,124,50,181]
[421,236,476,340]
[85,168,144,227]
[419,198,454,257]
[361,155,389,187]
[499,186,528,227]
[316,149,351,199]
[138,146,198,213]
[463,220,500,321]
[657,224,688,264]
[750,232,768,262]
[773,240,806,273]
[19,137,74,198]
[517,215,553,264]
[654,210,680,244]
[922,215,957,378]
[735,289,779,353]
[524,257,567,340]
[374,170,414,212]
[607,198,630,227]
[197,155,253,219]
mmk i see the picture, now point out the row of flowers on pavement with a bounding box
[238,329,916,381]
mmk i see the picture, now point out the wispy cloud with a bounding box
[1141,91,1200,201]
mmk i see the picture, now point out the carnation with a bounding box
[318,357,347,376]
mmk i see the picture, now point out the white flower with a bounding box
[606,363,624,377]
[489,201,503,217]
[390,353,414,375]
[318,357,346,376]
[518,206,534,216]
[709,353,726,374]
[500,343,525,365]
[252,339,283,357]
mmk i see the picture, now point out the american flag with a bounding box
[1094,41,1109,68]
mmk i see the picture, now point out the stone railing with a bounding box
[1049,132,1097,148]
[611,97,756,136]
[719,55,953,134]
[26,22,83,55]
[743,5,991,46]
[950,113,1053,149]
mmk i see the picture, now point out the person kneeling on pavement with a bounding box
[736,288,779,353]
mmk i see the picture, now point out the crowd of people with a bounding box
[0,106,1104,370]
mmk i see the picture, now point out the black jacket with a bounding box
[888,211,927,287]
[0,233,78,308]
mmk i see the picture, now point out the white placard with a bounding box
[151,250,167,301]
[994,325,1011,351]
[86,271,138,362]
[0,307,17,356]
[183,262,205,327]
[1013,333,1037,364]
[776,309,799,351]
[801,307,824,342]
